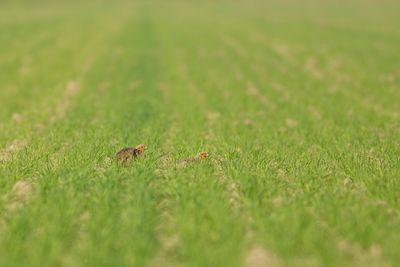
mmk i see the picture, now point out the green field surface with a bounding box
[1,1,400,266]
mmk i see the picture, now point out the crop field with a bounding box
[0,0,399,266]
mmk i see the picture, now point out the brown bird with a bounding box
[197,151,209,159]
[176,151,209,167]
[116,144,146,162]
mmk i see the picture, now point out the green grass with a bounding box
[1,1,399,266]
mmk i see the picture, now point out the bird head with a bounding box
[197,151,209,159]
[134,144,146,154]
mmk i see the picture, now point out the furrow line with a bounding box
[200,88,282,267]
[0,139,27,163]
[182,37,284,266]
[150,83,182,267]
[307,209,390,267]
[0,178,35,230]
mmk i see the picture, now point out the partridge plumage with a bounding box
[116,144,145,162]
[176,151,209,167]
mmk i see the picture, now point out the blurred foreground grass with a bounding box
[0,1,399,266]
